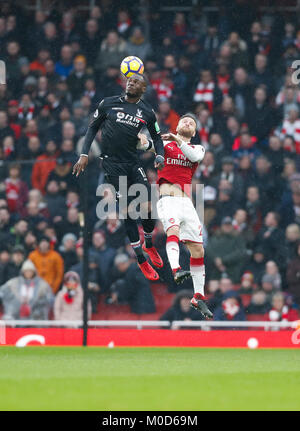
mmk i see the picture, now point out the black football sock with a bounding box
[124,217,146,264]
[141,212,155,248]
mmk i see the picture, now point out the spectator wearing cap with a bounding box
[206,216,247,283]
[47,156,78,195]
[66,55,91,102]
[54,271,92,321]
[28,236,64,294]
[214,156,244,204]
[31,139,58,194]
[107,253,155,314]
[0,259,53,320]
[160,289,204,324]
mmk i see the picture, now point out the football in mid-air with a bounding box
[120,56,144,78]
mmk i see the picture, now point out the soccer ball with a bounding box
[120,56,144,78]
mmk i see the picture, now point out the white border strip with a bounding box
[0,320,298,329]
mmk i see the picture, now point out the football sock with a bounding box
[190,257,205,297]
[124,217,146,264]
[166,235,180,271]
[131,240,146,264]
[143,231,153,248]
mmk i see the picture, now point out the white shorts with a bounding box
[156,195,203,243]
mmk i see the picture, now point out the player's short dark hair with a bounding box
[180,113,198,129]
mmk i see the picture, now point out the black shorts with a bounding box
[102,158,151,203]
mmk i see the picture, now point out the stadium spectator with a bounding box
[213,291,246,323]
[54,271,92,321]
[0,259,53,320]
[160,290,204,325]
[286,241,300,307]
[246,290,270,315]
[28,236,64,294]
[107,253,155,314]
[206,216,247,283]
[267,292,299,322]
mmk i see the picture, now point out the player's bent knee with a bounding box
[186,242,204,258]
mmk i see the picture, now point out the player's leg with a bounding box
[131,164,163,268]
[105,172,159,281]
[185,241,212,319]
[165,225,191,284]
[180,200,213,318]
[140,200,163,268]
[156,196,190,283]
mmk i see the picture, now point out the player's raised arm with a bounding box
[73,99,107,177]
[147,110,165,170]
[161,132,205,163]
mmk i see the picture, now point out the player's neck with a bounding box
[125,94,140,104]
[177,133,190,143]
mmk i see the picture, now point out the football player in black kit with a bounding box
[73,74,165,280]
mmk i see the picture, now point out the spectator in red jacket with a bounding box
[5,164,28,214]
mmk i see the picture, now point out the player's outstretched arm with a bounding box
[161,133,205,163]
[73,99,107,177]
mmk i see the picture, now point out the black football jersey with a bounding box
[81,95,164,162]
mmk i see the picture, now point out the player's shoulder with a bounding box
[138,99,155,115]
[99,95,122,106]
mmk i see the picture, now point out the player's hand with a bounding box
[161,133,183,147]
[154,154,164,170]
[72,155,88,177]
[137,133,149,150]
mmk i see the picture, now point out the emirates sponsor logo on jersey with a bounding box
[166,157,193,168]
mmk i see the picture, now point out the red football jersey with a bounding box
[157,141,198,196]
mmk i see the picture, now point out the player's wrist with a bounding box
[80,154,88,158]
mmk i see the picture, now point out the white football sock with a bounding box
[190,257,205,297]
[166,235,180,271]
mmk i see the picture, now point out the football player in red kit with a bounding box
[138,113,213,318]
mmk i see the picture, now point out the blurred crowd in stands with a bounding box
[0,0,299,324]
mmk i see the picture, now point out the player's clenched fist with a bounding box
[161,133,183,147]
[72,155,88,177]
[154,154,164,170]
